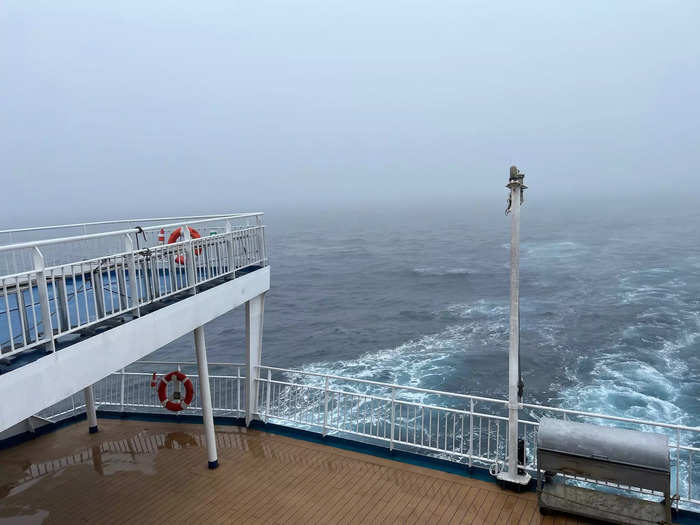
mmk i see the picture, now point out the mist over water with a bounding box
[156,200,700,427]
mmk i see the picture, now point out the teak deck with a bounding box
[0,419,599,524]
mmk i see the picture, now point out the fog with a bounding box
[1,1,698,226]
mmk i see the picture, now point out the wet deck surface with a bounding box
[0,419,598,524]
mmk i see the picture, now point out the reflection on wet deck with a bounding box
[0,419,594,524]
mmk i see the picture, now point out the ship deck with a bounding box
[0,419,600,524]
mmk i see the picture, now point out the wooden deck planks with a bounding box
[0,418,606,524]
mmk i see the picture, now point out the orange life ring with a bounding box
[157,371,195,412]
[167,226,202,265]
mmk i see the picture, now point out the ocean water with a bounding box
[155,202,700,428]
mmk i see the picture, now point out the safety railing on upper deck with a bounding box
[37,362,700,510]
[0,214,267,358]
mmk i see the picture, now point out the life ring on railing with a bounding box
[168,226,202,265]
[157,371,195,412]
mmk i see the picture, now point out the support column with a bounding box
[497,165,531,487]
[245,293,265,426]
[194,326,218,469]
[84,385,98,434]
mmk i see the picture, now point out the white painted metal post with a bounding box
[225,220,235,277]
[194,326,218,468]
[32,247,55,352]
[183,225,196,292]
[54,277,69,333]
[265,368,271,421]
[120,367,125,412]
[124,234,140,316]
[84,385,98,434]
[245,293,265,426]
[498,166,531,486]
[390,387,396,451]
[469,398,474,468]
[323,375,329,437]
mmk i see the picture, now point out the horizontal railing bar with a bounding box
[259,366,698,432]
[11,227,258,275]
[523,402,700,432]
[118,373,235,379]
[263,378,508,420]
[0,214,264,253]
[136,361,245,367]
[259,365,508,405]
[0,213,261,236]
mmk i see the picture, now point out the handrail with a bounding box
[136,361,245,367]
[259,365,700,432]
[522,402,700,433]
[258,365,509,405]
[0,214,235,235]
[0,213,264,253]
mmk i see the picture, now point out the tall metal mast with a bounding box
[497,166,531,487]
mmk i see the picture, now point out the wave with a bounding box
[560,310,700,428]
[296,299,508,402]
[502,241,584,259]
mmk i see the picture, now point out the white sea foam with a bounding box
[295,299,508,403]
[502,241,584,259]
[412,267,470,276]
[560,318,699,426]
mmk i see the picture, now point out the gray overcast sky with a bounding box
[1,1,699,224]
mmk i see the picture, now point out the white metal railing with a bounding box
[0,215,265,259]
[37,361,247,421]
[256,365,509,469]
[0,213,265,275]
[255,366,700,509]
[0,215,267,357]
[35,363,700,509]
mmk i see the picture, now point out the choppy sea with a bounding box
[155,202,700,428]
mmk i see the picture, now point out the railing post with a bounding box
[225,220,235,278]
[689,450,693,505]
[116,262,128,310]
[16,288,32,348]
[265,368,272,422]
[469,399,474,468]
[120,368,125,412]
[124,234,140,316]
[92,262,106,319]
[54,276,69,333]
[236,366,241,414]
[390,387,396,451]
[149,249,161,299]
[32,247,55,352]
[323,375,329,437]
[676,427,681,509]
[259,217,266,264]
[183,225,196,293]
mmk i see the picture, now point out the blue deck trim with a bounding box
[2,411,698,523]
